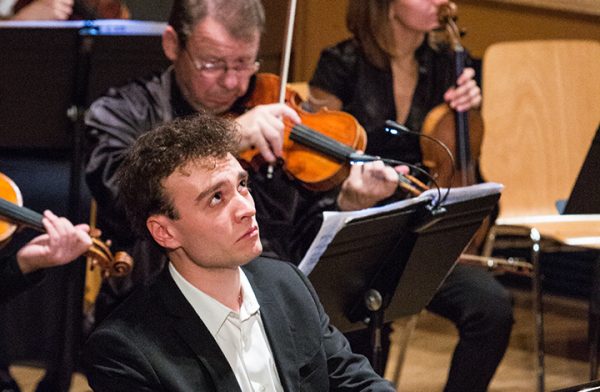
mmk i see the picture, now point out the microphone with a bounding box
[384,120,412,135]
[382,119,450,208]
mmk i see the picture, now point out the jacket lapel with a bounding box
[244,267,301,391]
[155,268,242,392]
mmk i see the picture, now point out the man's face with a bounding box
[154,153,262,270]
[171,17,261,114]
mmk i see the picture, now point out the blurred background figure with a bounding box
[1,0,128,20]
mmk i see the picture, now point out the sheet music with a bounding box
[431,182,504,206]
[298,182,503,275]
[298,194,430,275]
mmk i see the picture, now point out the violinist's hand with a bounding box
[16,210,92,274]
[443,67,482,113]
[235,103,301,163]
[11,0,74,20]
[337,160,408,211]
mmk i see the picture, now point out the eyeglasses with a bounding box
[185,49,260,78]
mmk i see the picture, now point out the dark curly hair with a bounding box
[116,114,240,240]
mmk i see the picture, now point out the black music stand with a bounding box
[300,183,502,374]
[560,124,600,215]
[0,22,83,150]
[0,20,167,391]
[0,20,168,217]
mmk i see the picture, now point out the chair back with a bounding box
[480,40,600,218]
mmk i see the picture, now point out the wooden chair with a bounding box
[479,39,600,392]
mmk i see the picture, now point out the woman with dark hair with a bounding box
[309,0,481,165]
[308,1,512,391]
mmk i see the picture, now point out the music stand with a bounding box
[301,183,502,373]
[0,22,85,150]
[0,21,168,390]
[561,124,600,214]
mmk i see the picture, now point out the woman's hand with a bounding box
[443,67,482,112]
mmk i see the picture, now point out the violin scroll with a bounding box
[438,2,458,27]
[437,2,465,50]
[86,230,133,278]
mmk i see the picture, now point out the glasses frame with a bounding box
[184,48,260,78]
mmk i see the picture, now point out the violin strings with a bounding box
[291,124,434,200]
[291,124,355,160]
[290,124,355,161]
[0,198,44,230]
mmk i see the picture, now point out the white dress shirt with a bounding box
[169,263,284,392]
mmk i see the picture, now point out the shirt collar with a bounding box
[168,263,260,337]
[239,267,260,321]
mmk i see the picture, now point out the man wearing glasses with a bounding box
[85,0,403,324]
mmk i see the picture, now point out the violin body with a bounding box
[240,73,367,191]
[422,104,489,254]
[0,173,22,245]
[421,103,484,187]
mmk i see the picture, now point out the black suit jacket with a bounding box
[83,257,394,391]
[0,254,44,305]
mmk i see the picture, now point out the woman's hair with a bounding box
[346,0,395,70]
[168,0,265,48]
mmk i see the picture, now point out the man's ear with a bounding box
[162,25,180,62]
[147,215,180,249]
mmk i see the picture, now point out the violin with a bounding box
[421,1,484,188]
[0,172,133,278]
[239,73,426,195]
[238,0,426,196]
[240,73,364,191]
[421,2,488,251]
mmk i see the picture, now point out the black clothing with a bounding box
[310,39,465,165]
[310,38,513,392]
[84,68,337,311]
[84,258,395,391]
[0,254,43,305]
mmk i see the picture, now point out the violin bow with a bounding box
[278,0,297,103]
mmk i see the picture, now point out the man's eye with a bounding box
[239,179,249,192]
[209,192,222,207]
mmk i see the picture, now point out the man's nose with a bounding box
[219,69,244,90]
[234,193,256,222]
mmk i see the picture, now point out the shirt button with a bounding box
[258,386,265,392]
